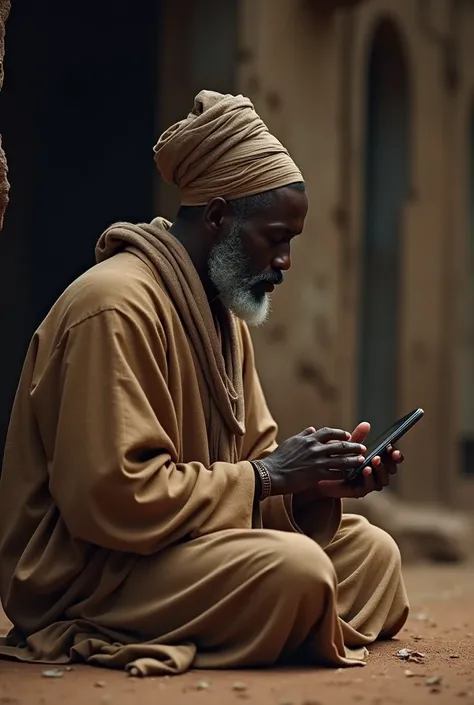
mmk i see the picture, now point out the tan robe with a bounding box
[0,248,409,675]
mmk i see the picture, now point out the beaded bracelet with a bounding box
[251,459,272,501]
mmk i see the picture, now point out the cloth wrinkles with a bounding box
[154,90,303,205]
[95,217,244,464]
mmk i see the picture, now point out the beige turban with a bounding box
[154,90,303,206]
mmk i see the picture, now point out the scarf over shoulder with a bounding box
[96,217,245,464]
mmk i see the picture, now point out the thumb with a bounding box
[350,422,371,443]
[300,427,316,436]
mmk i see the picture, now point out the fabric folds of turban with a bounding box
[154,90,304,206]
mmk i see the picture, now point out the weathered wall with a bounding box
[238,0,345,437]
[237,0,474,506]
[157,0,238,218]
[450,0,474,509]
[2,0,469,505]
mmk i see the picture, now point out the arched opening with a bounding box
[459,98,474,476]
[358,17,411,436]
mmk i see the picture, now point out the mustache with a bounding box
[255,269,284,286]
[232,268,285,296]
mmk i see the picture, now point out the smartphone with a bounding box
[344,408,424,482]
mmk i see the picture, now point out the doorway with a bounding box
[358,17,411,438]
[0,0,162,454]
[458,98,474,477]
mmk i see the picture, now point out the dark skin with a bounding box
[171,186,403,499]
[170,187,306,299]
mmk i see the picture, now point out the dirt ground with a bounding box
[0,564,473,705]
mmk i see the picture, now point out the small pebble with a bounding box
[232,682,248,691]
[450,654,460,659]
[129,667,139,677]
[196,680,211,690]
[95,681,107,688]
[426,676,442,686]
[42,669,64,678]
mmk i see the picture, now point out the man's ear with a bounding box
[203,197,228,239]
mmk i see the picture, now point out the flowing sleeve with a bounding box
[35,308,256,555]
[238,321,341,545]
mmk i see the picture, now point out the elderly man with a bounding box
[0,91,408,676]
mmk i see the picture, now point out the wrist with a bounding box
[252,462,262,502]
[251,459,272,500]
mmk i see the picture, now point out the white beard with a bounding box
[208,223,275,327]
[228,290,271,327]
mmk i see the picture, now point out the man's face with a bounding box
[208,186,308,326]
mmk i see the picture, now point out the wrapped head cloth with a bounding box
[154,90,304,206]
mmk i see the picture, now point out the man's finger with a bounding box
[321,455,366,472]
[316,468,347,482]
[316,479,349,498]
[321,440,366,456]
[386,446,404,464]
[300,427,317,436]
[314,427,352,443]
[362,466,376,493]
[371,458,389,490]
[316,479,368,499]
[376,452,398,476]
[349,422,371,444]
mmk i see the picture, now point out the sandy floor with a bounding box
[0,564,473,705]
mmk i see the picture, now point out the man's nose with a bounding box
[272,252,291,271]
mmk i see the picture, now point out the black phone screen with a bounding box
[344,408,424,482]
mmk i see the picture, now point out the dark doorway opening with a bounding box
[358,18,411,438]
[0,0,161,454]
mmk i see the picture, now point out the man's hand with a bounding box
[315,421,404,499]
[259,426,367,496]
